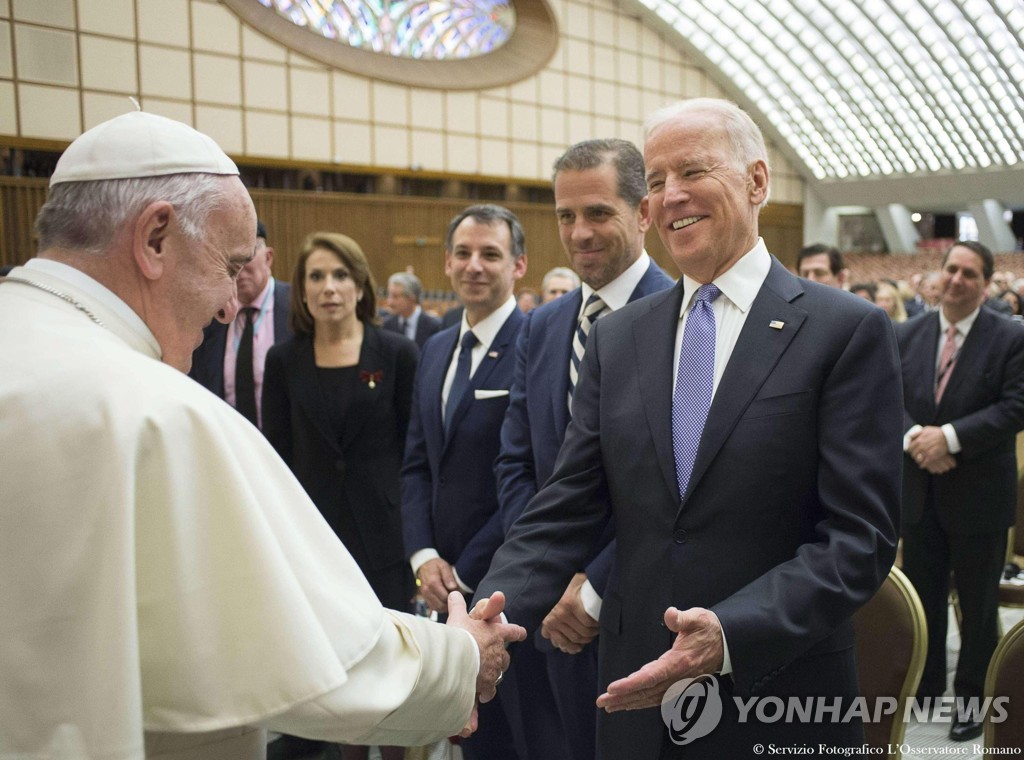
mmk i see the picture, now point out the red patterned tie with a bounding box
[934,324,957,404]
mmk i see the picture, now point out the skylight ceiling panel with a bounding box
[630,0,1024,180]
[923,4,1023,166]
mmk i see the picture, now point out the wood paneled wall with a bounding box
[1,179,804,290]
[0,178,48,269]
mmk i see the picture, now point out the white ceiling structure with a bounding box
[625,0,1024,213]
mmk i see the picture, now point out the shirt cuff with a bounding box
[458,628,481,670]
[902,424,922,451]
[579,578,603,621]
[713,612,732,675]
[941,423,961,454]
[451,567,475,595]
[410,548,440,577]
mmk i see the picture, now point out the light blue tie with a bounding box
[445,330,478,435]
[672,283,721,501]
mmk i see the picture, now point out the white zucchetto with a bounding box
[50,111,238,187]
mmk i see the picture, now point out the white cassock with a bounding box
[0,260,478,760]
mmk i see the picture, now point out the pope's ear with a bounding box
[132,201,175,281]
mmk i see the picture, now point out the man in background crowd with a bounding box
[897,240,1024,742]
[189,219,290,428]
[517,287,540,313]
[383,271,442,348]
[540,266,580,303]
[918,271,943,312]
[796,242,847,288]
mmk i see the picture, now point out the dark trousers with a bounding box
[497,637,573,760]
[438,608,520,760]
[461,694,520,760]
[902,504,1006,698]
[546,640,599,760]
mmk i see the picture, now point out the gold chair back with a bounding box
[853,566,927,760]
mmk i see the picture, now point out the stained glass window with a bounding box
[257,0,516,59]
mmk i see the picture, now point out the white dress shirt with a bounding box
[902,306,981,454]
[578,250,652,317]
[672,240,770,388]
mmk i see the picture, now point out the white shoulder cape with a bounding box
[0,266,476,759]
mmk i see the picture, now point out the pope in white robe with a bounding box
[0,111,521,760]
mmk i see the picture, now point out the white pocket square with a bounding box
[474,389,510,400]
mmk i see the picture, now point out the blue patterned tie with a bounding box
[672,283,721,500]
[445,330,478,434]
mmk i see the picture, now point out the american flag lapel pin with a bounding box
[769,320,785,330]
[488,350,500,358]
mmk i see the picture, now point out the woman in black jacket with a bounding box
[262,232,417,760]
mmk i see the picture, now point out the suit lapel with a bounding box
[337,326,385,453]
[629,259,674,303]
[912,313,940,417]
[428,329,460,454]
[293,336,344,456]
[205,322,229,395]
[551,291,581,439]
[561,265,673,447]
[633,282,686,501]
[444,309,523,444]
[682,260,807,508]
[273,281,291,340]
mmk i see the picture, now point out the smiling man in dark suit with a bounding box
[475,98,903,758]
[402,204,527,760]
[897,240,1024,742]
[189,220,291,428]
[495,138,674,760]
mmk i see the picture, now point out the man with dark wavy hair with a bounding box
[494,137,673,760]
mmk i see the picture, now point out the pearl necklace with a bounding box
[2,276,106,327]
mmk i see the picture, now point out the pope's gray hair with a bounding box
[35,173,234,253]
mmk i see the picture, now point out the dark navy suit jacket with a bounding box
[402,307,526,588]
[495,258,675,593]
[188,280,292,398]
[478,260,903,758]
